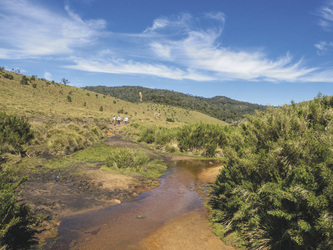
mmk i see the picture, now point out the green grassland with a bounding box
[84,85,265,123]
[0,70,225,127]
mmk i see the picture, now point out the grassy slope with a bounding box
[0,71,225,127]
[84,85,265,123]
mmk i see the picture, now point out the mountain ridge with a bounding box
[83,85,266,123]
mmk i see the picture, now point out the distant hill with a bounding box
[0,70,224,127]
[83,86,266,123]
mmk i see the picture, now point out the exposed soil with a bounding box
[20,132,233,249]
[136,211,234,250]
[20,133,192,241]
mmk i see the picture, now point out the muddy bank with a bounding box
[136,211,234,250]
[20,135,192,241]
[48,160,229,249]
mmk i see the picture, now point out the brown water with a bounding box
[51,160,216,250]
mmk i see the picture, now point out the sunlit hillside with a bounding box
[0,70,226,127]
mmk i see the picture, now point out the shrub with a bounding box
[138,127,155,143]
[3,73,13,80]
[166,117,174,122]
[20,76,29,85]
[209,98,333,249]
[106,147,149,170]
[67,95,72,102]
[99,106,103,111]
[0,170,39,249]
[0,112,34,154]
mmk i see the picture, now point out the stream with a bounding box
[50,160,221,249]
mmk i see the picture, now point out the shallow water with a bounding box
[51,160,216,249]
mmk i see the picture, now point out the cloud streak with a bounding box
[0,0,106,59]
[317,0,333,31]
[0,0,332,83]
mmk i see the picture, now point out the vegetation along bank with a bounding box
[0,68,332,249]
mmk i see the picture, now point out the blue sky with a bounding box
[1,0,333,106]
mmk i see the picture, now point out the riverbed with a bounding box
[48,160,234,249]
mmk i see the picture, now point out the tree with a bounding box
[61,78,69,85]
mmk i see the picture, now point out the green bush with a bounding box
[20,76,29,85]
[3,73,13,80]
[209,97,333,249]
[0,171,39,249]
[0,113,39,249]
[0,112,34,154]
[177,123,227,155]
[106,147,149,170]
[138,127,155,143]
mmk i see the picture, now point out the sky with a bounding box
[1,0,333,106]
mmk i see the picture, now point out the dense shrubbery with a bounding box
[0,172,39,249]
[126,123,228,157]
[0,112,39,249]
[209,96,333,249]
[0,112,33,154]
[177,123,228,157]
[42,123,103,156]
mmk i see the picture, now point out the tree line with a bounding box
[83,86,265,123]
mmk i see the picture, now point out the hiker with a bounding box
[117,116,121,125]
[124,117,128,125]
[113,115,116,126]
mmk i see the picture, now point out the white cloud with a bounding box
[0,0,106,59]
[314,41,333,55]
[1,1,332,84]
[66,57,215,81]
[66,11,333,83]
[317,0,333,30]
[44,72,52,81]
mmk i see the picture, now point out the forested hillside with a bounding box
[84,86,265,123]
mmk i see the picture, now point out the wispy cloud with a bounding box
[315,41,333,55]
[69,12,330,82]
[0,0,106,59]
[1,1,332,83]
[317,0,333,31]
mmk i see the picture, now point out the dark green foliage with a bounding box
[3,73,13,80]
[67,95,72,102]
[83,102,86,106]
[0,113,38,249]
[117,109,124,114]
[209,96,333,249]
[32,83,37,89]
[83,86,265,123]
[0,171,39,249]
[99,106,103,111]
[20,76,29,85]
[177,123,227,155]
[166,117,174,122]
[0,112,34,154]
